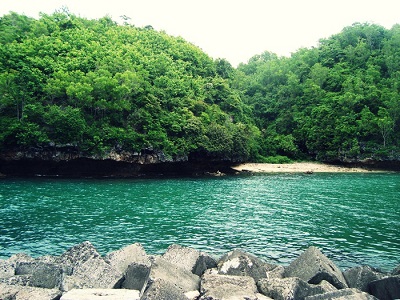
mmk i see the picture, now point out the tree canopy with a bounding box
[0,12,399,163]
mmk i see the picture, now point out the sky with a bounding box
[1,0,400,66]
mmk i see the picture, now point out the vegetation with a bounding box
[1,11,399,163]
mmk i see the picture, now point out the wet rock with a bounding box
[59,241,123,291]
[284,246,348,289]
[60,288,140,300]
[105,243,151,290]
[162,244,217,276]
[140,278,188,300]
[343,265,387,292]
[142,256,200,295]
[199,269,260,300]
[0,282,61,300]
[217,249,276,282]
[257,277,336,300]
[304,288,378,299]
[368,275,400,300]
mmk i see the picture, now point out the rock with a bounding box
[256,293,274,300]
[391,265,400,275]
[60,288,140,300]
[0,259,15,279]
[0,274,31,286]
[185,290,201,300]
[123,262,151,291]
[0,282,62,300]
[7,253,35,264]
[105,243,151,290]
[0,253,34,280]
[104,243,150,274]
[343,265,387,292]
[304,288,378,299]
[368,275,400,300]
[199,269,260,300]
[142,256,200,295]
[217,249,276,282]
[257,277,337,300]
[15,261,64,289]
[267,265,285,279]
[59,241,123,291]
[162,244,217,276]
[284,246,348,289]
[140,278,188,300]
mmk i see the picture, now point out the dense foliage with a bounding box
[1,11,399,162]
[0,10,258,161]
[236,23,400,161]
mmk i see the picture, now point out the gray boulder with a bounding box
[257,277,336,300]
[199,269,261,300]
[59,241,123,291]
[105,243,151,290]
[61,288,140,300]
[142,256,200,296]
[343,265,387,292]
[0,253,34,280]
[0,282,61,300]
[15,261,64,289]
[105,243,150,274]
[368,275,400,300]
[140,278,189,300]
[284,246,348,289]
[162,244,217,276]
[217,249,276,282]
[304,288,378,299]
[123,263,151,291]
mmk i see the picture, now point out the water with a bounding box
[0,173,399,271]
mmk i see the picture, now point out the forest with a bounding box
[0,10,399,164]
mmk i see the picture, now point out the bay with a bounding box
[0,173,399,271]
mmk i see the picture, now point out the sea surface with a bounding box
[0,173,399,271]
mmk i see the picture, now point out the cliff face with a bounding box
[0,147,236,178]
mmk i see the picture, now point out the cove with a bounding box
[0,173,399,271]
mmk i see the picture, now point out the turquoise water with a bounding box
[0,173,399,271]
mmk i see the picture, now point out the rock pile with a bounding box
[0,242,399,300]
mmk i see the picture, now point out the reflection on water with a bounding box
[0,173,399,271]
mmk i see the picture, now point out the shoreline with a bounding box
[232,162,385,174]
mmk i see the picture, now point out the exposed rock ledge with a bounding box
[1,147,399,177]
[0,148,236,178]
[1,242,399,300]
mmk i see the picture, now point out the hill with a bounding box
[0,11,399,175]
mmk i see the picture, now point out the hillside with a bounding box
[0,11,399,175]
[0,11,258,165]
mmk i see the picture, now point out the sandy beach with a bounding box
[232,162,378,173]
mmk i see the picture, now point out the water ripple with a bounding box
[0,174,399,271]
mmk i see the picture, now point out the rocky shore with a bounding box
[0,242,399,300]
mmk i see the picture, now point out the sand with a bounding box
[231,162,378,173]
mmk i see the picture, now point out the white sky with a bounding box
[1,0,400,66]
